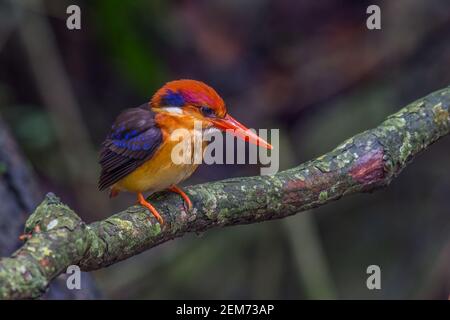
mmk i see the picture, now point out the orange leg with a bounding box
[19,233,31,241]
[18,225,41,241]
[169,185,193,210]
[137,193,164,225]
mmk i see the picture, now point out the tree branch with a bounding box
[0,117,99,299]
[1,87,449,299]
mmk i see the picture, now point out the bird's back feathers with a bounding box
[98,104,163,190]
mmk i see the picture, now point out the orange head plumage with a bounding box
[151,79,226,117]
[150,79,272,149]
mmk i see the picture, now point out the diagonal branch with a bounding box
[0,87,449,299]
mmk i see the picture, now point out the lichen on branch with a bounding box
[0,86,449,299]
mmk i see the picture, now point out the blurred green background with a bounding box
[0,0,450,299]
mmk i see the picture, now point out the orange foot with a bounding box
[19,233,31,241]
[169,185,193,210]
[137,193,164,225]
[18,225,41,241]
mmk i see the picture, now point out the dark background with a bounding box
[0,0,449,299]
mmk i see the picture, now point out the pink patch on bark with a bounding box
[284,179,307,191]
[349,149,385,184]
[282,179,307,204]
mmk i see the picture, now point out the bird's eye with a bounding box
[200,106,215,118]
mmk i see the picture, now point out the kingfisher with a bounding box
[98,79,272,225]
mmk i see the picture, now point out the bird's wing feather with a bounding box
[98,105,163,190]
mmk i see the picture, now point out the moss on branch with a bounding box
[0,86,449,299]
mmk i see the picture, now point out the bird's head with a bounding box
[151,79,272,149]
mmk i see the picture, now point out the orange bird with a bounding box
[98,80,272,224]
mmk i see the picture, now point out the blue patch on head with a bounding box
[161,89,185,107]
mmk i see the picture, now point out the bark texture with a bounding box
[0,118,99,299]
[0,87,449,299]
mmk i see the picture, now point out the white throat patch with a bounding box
[163,106,183,115]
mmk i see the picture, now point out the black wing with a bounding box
[98,105,163,190]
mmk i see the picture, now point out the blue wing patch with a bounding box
[98,105,163,190]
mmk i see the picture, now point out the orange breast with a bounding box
[114,130,204,193]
